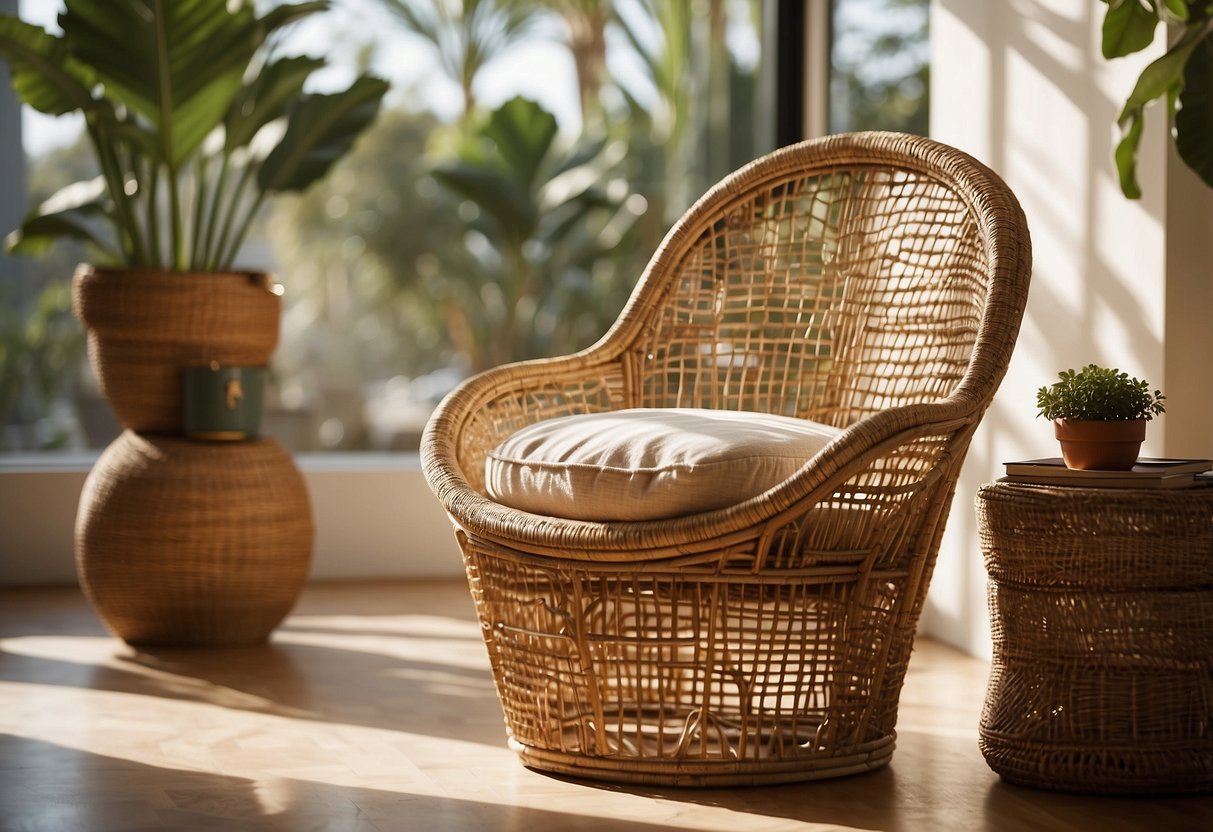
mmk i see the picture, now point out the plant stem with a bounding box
[189,155,210,271]
[214,162,257,271]
[168,164,184,272]
[221,189,266,271]
[151,0,180,271]
[146,163,161,269]
[202,157,232,271]
[125,142,151,266]
[88,123,147,265]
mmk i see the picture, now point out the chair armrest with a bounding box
[422,351,628,494]
[423,374,979,567]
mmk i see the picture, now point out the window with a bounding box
[2,0,768,454]
[0,0,933,586]
[830,0,929,136]
[2,0,929,456]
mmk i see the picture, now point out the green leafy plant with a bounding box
[0,0,389,272]
[1100,0,1213,198]
[1036,363,1166,421]
[0,280,85,450]
[381,0,542,117]
[426,95,638,370]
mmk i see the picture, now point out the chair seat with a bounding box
[485,408,841,521]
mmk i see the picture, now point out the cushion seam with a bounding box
[486,453,819,475]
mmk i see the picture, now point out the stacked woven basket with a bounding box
[976,482,1213,794]
[72,266,313,647]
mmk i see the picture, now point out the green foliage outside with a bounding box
[830,0,929,136]
[1036,364,1166,422]
[0,280,83,450]
[381,0,543,116]
[424,96,639,370]
[268,0,765,425]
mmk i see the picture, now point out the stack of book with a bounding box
[1002,457,1213,489]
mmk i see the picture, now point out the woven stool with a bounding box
[76,431,314,647]
[975,481,1213,794]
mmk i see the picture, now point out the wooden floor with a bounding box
[1,580,1209,832]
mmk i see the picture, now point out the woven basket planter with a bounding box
[976,482,1213,794]
[76,431,314,647]
[72,265,281,435]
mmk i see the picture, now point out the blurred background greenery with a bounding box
[1,0,928,452]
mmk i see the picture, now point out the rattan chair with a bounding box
[421,132,1032,786]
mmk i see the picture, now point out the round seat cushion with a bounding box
[484,407,842,521]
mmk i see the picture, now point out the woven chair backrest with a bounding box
[626,136,1007,428]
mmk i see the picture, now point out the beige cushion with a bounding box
[485,408,841,521]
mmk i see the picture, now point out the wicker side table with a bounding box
[975,481,1213,794]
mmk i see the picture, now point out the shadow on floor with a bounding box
[0,581,504,746]
[539,728,1213,832]
[0,738,700,832]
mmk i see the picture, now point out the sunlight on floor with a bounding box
[2,580,1209,832]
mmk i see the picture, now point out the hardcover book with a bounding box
[1001,457,1213,489]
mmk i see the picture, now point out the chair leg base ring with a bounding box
[510,734,897,787]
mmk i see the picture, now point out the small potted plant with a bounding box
[1036,364,1166,470]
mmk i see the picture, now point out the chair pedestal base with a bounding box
[511,734,896,787]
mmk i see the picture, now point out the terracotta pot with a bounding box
[1053,418,1146,470]
[71,264,281,435]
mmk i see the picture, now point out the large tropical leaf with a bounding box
[58,0,258,168]
[224,55,324,153]
[1112,24,1206,198]
[1176,37,1213,191]
[1101,0,1158,60]
[1114,108,1145,199]
[551,133,609,179]
[5,177,117,259]
[1118,25,1203,117]
[257,75,390,194]
[482,96,559,192]
[431,161,536,246]
[0,18,96,115]
[1158,0,1189,24]
[257,1,330,36]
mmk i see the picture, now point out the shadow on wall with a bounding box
[923,0,1167,657]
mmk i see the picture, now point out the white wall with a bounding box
[924,0,1213,657]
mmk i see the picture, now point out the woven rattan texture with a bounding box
[976,482,1213,794]
[76,431,314,647]
[73,266,281,434]
[422,132,1033,785]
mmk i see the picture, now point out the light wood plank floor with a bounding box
[1,580,1209,832]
